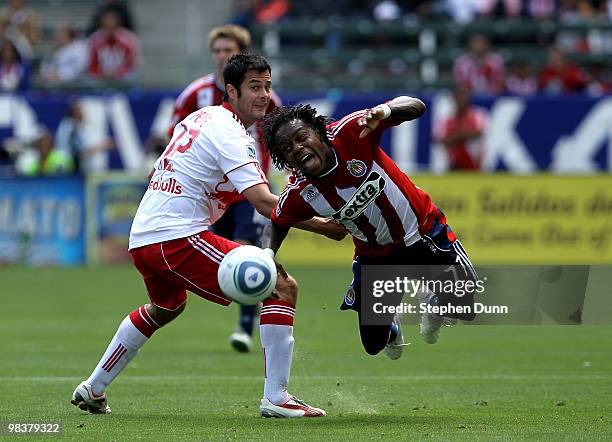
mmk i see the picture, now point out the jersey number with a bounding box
[164,126,198,158]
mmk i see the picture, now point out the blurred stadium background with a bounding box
[1,0,612,266]
[1,0,611,439]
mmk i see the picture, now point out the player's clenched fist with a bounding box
[358,104,391,138]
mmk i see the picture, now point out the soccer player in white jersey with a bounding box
[71,55,344,418]
[168,24,282,354]
[263,100,478,360]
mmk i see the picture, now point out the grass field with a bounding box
[1,265,611,440]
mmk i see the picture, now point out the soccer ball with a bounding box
[217,245,277,305]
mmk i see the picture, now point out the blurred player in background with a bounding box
[263,99,478,360]
[434,87,488,171]
[72,54,343,418]
[168,24,282,353]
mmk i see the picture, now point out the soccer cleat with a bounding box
[71,381,111,414]
[260,396,326,418]
[384,313,409,360]
[229,328,252,353]
[418,289,457,344]
[419,312,445,344]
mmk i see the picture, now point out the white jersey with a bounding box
[129,103,267,250]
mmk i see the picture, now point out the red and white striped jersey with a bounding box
[129,102,267,250]
[271,110,446,257]
[167,73,282,175]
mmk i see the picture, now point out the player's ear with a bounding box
[227,83,238,101]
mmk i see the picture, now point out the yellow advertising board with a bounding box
[278,175,612,265]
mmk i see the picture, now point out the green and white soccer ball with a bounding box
[217,245,277,305]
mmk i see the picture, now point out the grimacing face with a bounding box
[274,119,335,177]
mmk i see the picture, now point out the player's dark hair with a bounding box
[263,104,333,170]
[223,54,271,102]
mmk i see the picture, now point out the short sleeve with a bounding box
[226,161,268,194]
[271,178,317,229]
[328,107,403,152]
[214,120,260,176]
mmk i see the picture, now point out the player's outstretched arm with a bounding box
[358,96,426,138]
[242,183,279,219]
[242,184,346,241]
[269,222,290,255]
[294,218,346,241]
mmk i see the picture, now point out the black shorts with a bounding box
[341,222,477,355]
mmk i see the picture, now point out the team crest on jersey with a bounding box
[346,159,367,177]
[344,286,356,306]
[300,184,319,202]
[246,145,257,159]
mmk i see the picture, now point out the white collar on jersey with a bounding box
[316,148,338,178]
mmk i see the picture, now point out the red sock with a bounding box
[260,299,295,326]
[128,305,161,337]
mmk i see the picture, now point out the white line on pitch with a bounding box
[0,374,609,382]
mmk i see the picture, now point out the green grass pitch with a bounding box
[1,265,611,440]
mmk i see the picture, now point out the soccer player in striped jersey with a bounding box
[263,99,478,360]
[168,24,282,353]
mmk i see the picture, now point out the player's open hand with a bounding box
[323,219,348,241]
[358,106,386,138]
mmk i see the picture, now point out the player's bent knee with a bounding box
[360,325,388,355]
[274,273,298,305]
[146,302,186,326]
[362,340,385,356]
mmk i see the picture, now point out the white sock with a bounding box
[86,306,159,394]
[260,300,296,405]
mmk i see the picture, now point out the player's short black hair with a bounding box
[223,54,271,101]
[263,104,333,170]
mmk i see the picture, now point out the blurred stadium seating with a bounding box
[11,0,612,91]
[250,18,612,91]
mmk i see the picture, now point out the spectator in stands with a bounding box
[505,59,537,95]
[231,0,256,28]
[446,0,481,23]
[0,38,29,92]
[477,0,524,19]
[254,0,292,24]
[88,9,140,82]
[526,0,557,19]
[585,61,612,95]
[55,101,114,174]
[476,0,556,19]
[40,25,88,84]
[20,128,74,176]
[453,34,505,95]
[0,16,33,60]
[372,0,402,21]
[434,87,488,171]
[0,0,40,46]
[538,47,588,94]
[87,0,135,35]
